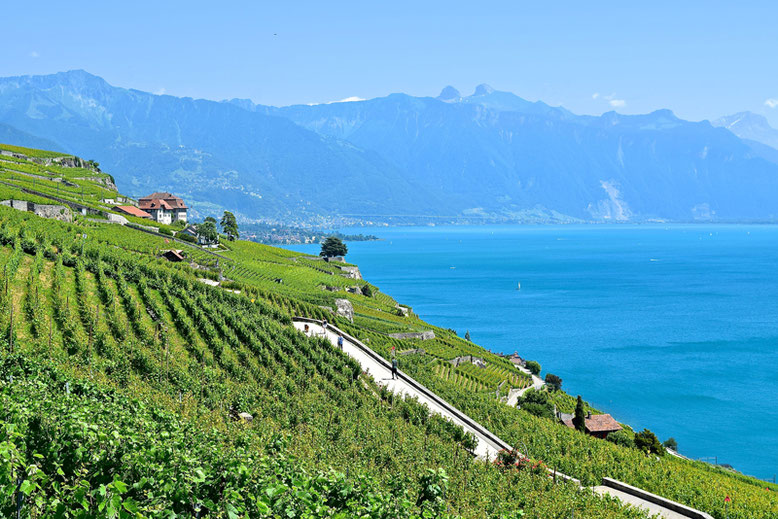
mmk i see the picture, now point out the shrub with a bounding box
[634,429,665,456]
[545,373,562,391]
[159,227,173,236]
[663,437,678,451]
[362,284,373,297]
[606,430,634,448]
[517,389,554,419]
[177,232,197,243]
[525,360,541,375]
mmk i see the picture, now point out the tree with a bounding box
[662,437,678,451]
[525,360,541,376]
[573,395,586,432]
[517,389,554,419]
[204,216,217,225]
[464,330,471,341]
[634,429,665,456]
[220,211,239,241]
[544,373,562,391]
[197,220,218,245]
[320,236,348,258]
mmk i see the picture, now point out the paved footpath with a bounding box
[593,487,688,519]
[293,319,712,519]
[506,367,545,407]
[294,320,507,460]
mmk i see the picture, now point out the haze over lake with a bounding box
[288,224,778,480]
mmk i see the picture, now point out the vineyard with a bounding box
[0,144,775,518]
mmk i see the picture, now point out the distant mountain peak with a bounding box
[713,111,778,150]
[437,86,461,101]
[472,83,495,96]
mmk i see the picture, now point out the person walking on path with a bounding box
[337,334,344,350]
[391,357,399,380]
[322,319,328,332]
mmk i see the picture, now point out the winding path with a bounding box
[292,318,712,519]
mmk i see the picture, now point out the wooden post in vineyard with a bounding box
[9,302,14,354]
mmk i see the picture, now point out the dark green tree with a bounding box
[464,330,471,341]
[573,395,586,432]
[220,211,239,241]
[635,429,665,456]
[197,220,218,245]
[544,373,562,391]
[663,437,678,451]
[320,236,348,258]
[204,216,217,225]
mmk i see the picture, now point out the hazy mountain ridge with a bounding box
[0,71,438,222]
[1,70,777,222]
[267,90,778,221]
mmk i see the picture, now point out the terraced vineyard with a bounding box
[0,144,774,518]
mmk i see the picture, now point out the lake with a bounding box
[286,224,778,480]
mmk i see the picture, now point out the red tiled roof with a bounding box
[113,205,152,219]
[585,414,622,433]
[560,414,622,434]
[139,192,187,209]
[140,199,173,210]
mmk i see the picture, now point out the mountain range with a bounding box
[1,70,777,223]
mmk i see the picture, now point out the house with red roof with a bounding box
[559,411,622,439]
[138,192,188,224]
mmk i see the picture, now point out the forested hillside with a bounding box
[0,143,775,518]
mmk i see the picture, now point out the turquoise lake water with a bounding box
[285,224,778,480]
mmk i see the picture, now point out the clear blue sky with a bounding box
[2,0,777,125]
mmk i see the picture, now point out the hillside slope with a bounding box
[0,143,775,518]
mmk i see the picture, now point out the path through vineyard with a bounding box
[293,319,507,460]
[292,318,707,519]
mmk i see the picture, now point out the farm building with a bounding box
[113,205,152,219]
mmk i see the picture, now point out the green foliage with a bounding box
[525,360,541,375]
[464,330,471,342]
[220,211,239,241]
[606,430,634,449]
[516,389,554,419]
[663,437,678,451]
[634,429,665,456]
[320,236,348,258]
[197,220,219,244]
[176,231,197,243]
[544,373,562,391]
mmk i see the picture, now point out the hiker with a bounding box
[303,324,310,336]
[391,357,399,380]
[322,319,328,331]
[337,334,344,350]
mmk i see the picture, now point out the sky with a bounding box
[2,0,777,125]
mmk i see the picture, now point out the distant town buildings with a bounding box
[138,192,187,224]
